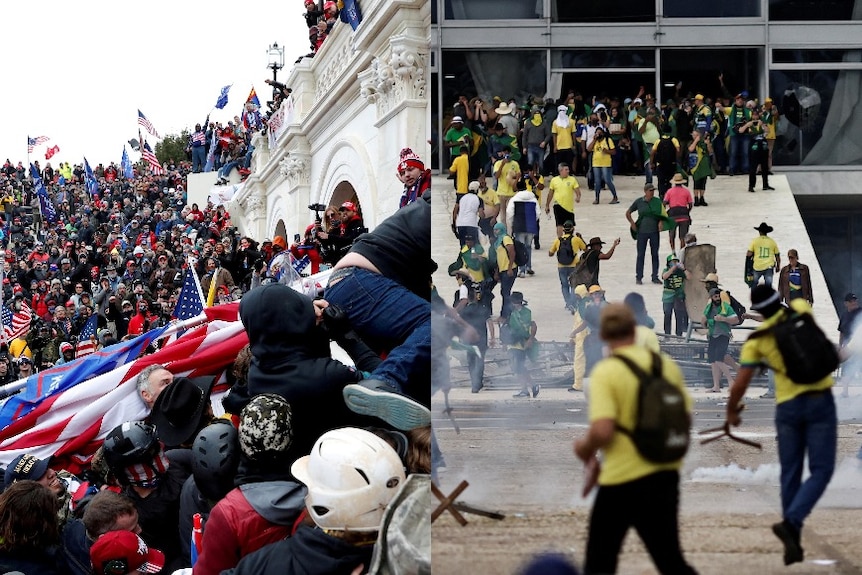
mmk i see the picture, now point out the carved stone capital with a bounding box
[278,153,311,188]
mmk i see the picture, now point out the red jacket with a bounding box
[193,481,305,575]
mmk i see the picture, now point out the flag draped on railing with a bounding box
[0,305,246,472]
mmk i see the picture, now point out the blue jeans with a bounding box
[729,134,750,174]
[515,232,534,273]
[218,159,241,180]
[636,231,660,281]
[775,391,837,529]
[558,267,573,307]
[752,268,774,286]
[592,166,617,200]
[642,152,654,184]
[191,146,206,173]
[527,145,544,169]
[324,268,430,406]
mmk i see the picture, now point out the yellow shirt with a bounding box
[495,235,514,271]
[548,175,580,213]
[552,121,576,151]
[591,138,615,168]
[589,345,691,485]
[449,153,470,195]
[493,159,520,198]
[477,187,499,213]
[549,233,586,268]
[748,235,779,271]
[739,300,833,404]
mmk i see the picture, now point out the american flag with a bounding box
[0,306,246,472]
[141,141,164,175]
[1,301,32,342]
[75,315,98,358]
[27,135,50,153]
[137,109,160,138]
[173,267,205,321]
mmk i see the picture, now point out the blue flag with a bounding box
[83,157,99,197]
[30,163,56,223]
[339,0,363,30]
[215,84,231,110]
[0,326,168,430]
[121,147,134,179]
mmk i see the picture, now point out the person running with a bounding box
[726,284,836,566]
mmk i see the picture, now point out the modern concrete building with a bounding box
[431,0,862,312]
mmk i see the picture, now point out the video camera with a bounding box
[308,203,327,230]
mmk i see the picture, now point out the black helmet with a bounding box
[102,421,160,472]
[191,421,240,502]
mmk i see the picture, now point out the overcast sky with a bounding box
[1,1,311,168]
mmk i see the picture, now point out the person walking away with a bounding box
[702,287,738,392]
[747,222,780,286]
[508,292,539,398]
[454,271,491,394]
[743,108,774,193]
[507,186,539,277]
[660,254,689,337]
[569,284,590,392]
[726,284,836,566]
[575,236,620,288]
[650,125,679,200]
[493,151,521,223]
[490,222,517,320]
[448,145,471,196]
[687,130,715,206]
[452,180,482,246]
[574,303,697,575]
[626,184,671,285]
[777,249,813,306]
[663,173,693,252]
[586,127,619,204]
[548,220,586,313]
[475,177,499,243]
[579,285,609,374]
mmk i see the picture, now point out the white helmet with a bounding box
[290,427,406,532]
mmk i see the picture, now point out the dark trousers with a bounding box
[663,298,689,337]
[748,144,770,190]
[636,231,660,282]
[585,471,698,575]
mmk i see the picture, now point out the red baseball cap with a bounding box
[90,531,165,574]
[339,201,356,211]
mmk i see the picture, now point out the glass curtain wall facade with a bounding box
[432,0,862,171]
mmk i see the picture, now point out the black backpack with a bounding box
[725,291,746,321]
[654,136,677,168]
[556,235,576,265]
[750,309,839,384]
[614,351,691,464]
[512,237,528,267]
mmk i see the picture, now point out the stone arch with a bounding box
[274,219,287,242]
[315,138,378,228]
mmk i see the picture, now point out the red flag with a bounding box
[0,316,248,473]
[45,145,60,160]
